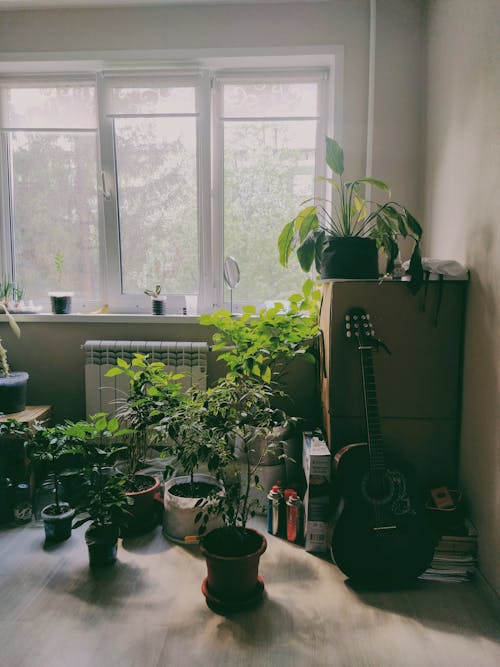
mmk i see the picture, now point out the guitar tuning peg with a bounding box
[366,314,371,320]
[346,323,351,329]
[346,331,352,338]
[345,314,351,321]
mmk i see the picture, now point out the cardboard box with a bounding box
[302,432,331,552]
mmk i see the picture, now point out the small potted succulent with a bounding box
[49,251,73,314]
[65,414,132,567]
[0,303,29,415]
[144,284,165,315]
[278,136,423,291]
[26,422,76,543]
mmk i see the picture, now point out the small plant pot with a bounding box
[151,297,166,315]
[320,237,379,280]
[200,527,267,611]
[163,474,224,543]
[49,292,73,314]
[41,502,75,543]
[122,474,161,536]
[0,371,29,414]
[85,523,120,568]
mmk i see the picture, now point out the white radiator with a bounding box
[82,340,208,418]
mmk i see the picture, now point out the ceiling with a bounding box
[0,0,327,9]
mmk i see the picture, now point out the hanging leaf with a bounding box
[325,136,344,175]
[278,220,295,267]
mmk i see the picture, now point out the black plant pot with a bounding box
[41,503,75,543]
[49,292,73,314]
[0,371,29,414]
[320,237,379,280]
[85,523,119,568]
[151,297,166,315]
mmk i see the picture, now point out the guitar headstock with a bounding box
[345,308,375,345]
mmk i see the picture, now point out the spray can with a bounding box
[286,490,304,544]
[267,484,284,536]
[14,482,32,524]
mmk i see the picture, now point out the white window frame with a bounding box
[212,69,330,310]
[0,51,340,315]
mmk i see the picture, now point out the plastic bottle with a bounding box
[267,484,284,536]
[14,482,33,524]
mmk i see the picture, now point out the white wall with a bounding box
[423,0,500,597]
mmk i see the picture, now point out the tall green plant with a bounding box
[200,278,320,385]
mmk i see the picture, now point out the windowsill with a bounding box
[0,313,201,324]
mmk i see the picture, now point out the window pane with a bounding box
[10,131,100,301]
[114,117,198,295]
[223,82,318,118]
[224,119,317,304]
[1,84,96,129]
[109,85,196,115]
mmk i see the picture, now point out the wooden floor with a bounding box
[0,517,499,667]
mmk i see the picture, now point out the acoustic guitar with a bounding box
[331,308,435,585]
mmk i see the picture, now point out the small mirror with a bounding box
[223,256,240,289]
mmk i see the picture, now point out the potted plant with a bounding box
[200,278,319,470]
[278,136,423,291]
[144,284,165,315]
[26,422,76,543]
[49,251,73,314]
[65,414,132,567]
[197,375,291,611]
[0,303,29,415]
[108,354,226,542]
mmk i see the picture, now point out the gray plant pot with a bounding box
[0,371,29,414]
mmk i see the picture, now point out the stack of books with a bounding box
[419,518,478,583]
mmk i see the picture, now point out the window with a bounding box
[0,80,99,304]
[0,65,331,314]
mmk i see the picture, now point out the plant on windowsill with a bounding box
[144,284,165,315]
[48,250,73,314]
[278,136,423,292]
[65,414,133,567]
[26,422,77,543]
[0,304,29,415]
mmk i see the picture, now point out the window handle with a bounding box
[100,171,111,200]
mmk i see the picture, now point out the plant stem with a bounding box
[0,339,10,377]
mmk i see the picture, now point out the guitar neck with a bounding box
[359,345,385,471]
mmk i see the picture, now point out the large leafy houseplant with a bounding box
[278,136,423,290]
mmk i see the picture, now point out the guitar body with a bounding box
[332,442,435,585]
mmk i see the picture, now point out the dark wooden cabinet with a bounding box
[318,280,467,490]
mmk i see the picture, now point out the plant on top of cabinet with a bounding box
[278,136,423,291]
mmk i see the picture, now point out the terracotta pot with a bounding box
[200,527,267,607]
[123,474,161,536]
[320,236,379,279]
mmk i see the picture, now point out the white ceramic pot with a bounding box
[163,473,223,544]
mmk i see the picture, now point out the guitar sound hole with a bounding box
[362,472,394,505]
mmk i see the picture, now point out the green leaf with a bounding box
[296,235,316,272]
[105,367,122,377]
[278,220,295,267]
[325,136,344,175]
[117,357,129,369]
[298,211,318,243]
[405,210,422,239]
[262,367,272,383]
[357,177,390,193]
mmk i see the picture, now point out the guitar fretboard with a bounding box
[359,345,385,472]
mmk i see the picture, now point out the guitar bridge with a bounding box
[373,525,397,531]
